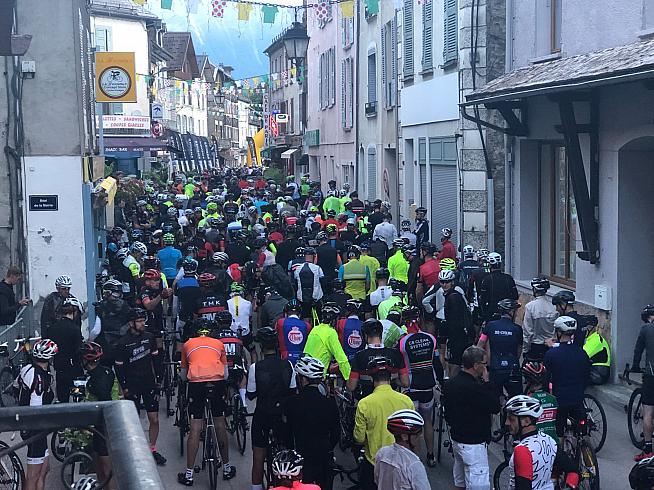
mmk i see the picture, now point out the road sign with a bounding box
[151,103,164,120]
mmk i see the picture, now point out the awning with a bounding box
[281,148,300,159]
[464,38,654,106]
[103,137,173,153]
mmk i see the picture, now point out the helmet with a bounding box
[167,207,178,217]
[441,227,453,238]
[439,270,456,282]
[198,272,216,287]
[294,246,306,258]
[400,219,411,229]
[131,241,147,255]
[163,233,175,245]
[375,268,390,280]
[131,229,144,240]
[81,342,103,362]
[271,449,304,480]
[420,242,437,255]
[196,319,213,336]
[326,209,336,217]
[32,339,58,360]
[304,247,316,256]
[326,224,337,234]
[285,299,301,313]
[629,454,654,490]
[552,290,575,306]
[102,279,122,294]
[230,283,245,295]
[215,310,233,326]
[72,476,99,490]
[55,275,73,288]
[522,361,547,384]
[497,299,521,313]
[415,206,427,215]
[392,238,405,248]
[186,245,198,254]
[487,252,502,265]
[256,326,278,345]
[332,278,345,291]
[184,209,194,216]
[389,279,406,292]
[207,202,218,212]
[346,299,362,313]
[401,305,420,320]
[554,315,577,332]
[116,248,130,260]
[439,258,457,271]
[62,296,82,312]
[294,356,325,380]
[362,319,383,338]
[477,248,489,259]
[213,252,229,263]
[321,302,342,323]
[530,277,550,293]
[387,409,424,435]
[642,305,654,322]
[347,246,361,258]
[315,231,328,241]
[182,257,198,273]
[366,356,391,373]
[402,245,416,256]
[129,308,148,322]
[143,269,160,280]
[504,395,543,419]
[462,245,475,257]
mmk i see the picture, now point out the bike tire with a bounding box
[490,411,505,443]
[49,431,70,463]
[0,369,15,408]
[207,428,218,490]
[583,393,607,453]
[437,405,444,463]
[578,440,600,490]
[176,384,187,457]
[493,460,510,490]
[234,395,247,455]
[0,441,23,490]
[628,388,645,450]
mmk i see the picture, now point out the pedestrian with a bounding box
[0,266,30,327]
[443,346,500,490]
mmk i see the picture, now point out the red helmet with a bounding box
[522,361,547,384]
[198,272,216,286]
[143,269,160,280]
[81,341,103,362]
[387,409,424,435]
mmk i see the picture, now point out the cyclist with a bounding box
[48,296,84,402]
[227,282,256,358]
[359,243,381,294]
[457,245,480,303]
[275,299,312,365]
[269,450,320,490]
[114,308,166,466]
[632,304,654,460]
[90,279,132,363]
[213,310,249,409]
[294,247,324,320]
[398,316,442,467]
[380,309,407,348]
[522,277,557,361]
[417,242,439,292]
[551,290,598,347]
[353,356,414,490]
[441,269,474,378]
[478,252,518,323]
[15,339,57,490]
[370,268,392,314]
[303,302,351,380]
[195,272,227,321]
[175,258,202,341]
[387,239,409,284]
[284,356,339,490]
[377,279,406,320]
[140,268,172,381]
[477,299,523,399]
[247,327,296,490]
[522,361,558,444]
[543,316,591,445]
[375,409,431,490]
[336,299,365,361]
[339,246,371,301]
[348,319,409,398]
[40,274,75,337]
[177,320,236,486]
[630,455,654,490]
[414,207,429,249]
[260,287,289,329]
[122,241,147,304]
[157,233,182,285]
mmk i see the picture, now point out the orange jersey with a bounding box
[182,337,227,382]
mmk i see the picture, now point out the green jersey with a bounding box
[530,389,558,445]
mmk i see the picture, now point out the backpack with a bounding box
[262,264,294,300]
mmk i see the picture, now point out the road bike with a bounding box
[492,426,515,490]
[326,374,357,451]
[0,440,23,489]
[560,412,600,490]
[174,378,190,457]
[263,425,283,490]
[623,363,647,449]
[160,327,178,417]
[0,336,41,408]
[197,384,222,490]
[434,384,452,463]
[225,364,249,455]
[583,392,607,453]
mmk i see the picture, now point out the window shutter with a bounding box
[367,148,377,201]
[443,0,458,64]
[319,53,323,109]
[95,28,107,52]
[391,18,397,106]
[330,48,336,107]
[381,25,387,108]
[419,164,427,207]
[348,18,354,46]
[430,164,457,238]
[367,52,377,104]
[341,59,346,128]
[403,0,414,77]
[422,0,433,70]
[347,58,354,128]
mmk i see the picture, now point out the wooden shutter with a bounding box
[422,0,433,70]
[319,53,324,109]
[391,18,397,106]
[367,51,377,104]
[367,148,377,200]
[443,0,458,64]
[403,0,414,77]
[341,59,346,128]
[330,48,336,107]
[381,24,387,108]
[347,58,354,128]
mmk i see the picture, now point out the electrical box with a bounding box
[21,60,35,78]
[594,285,612,311]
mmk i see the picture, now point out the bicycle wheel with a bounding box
[206,425,218,490]
[50,430,71,463]
[437,404,444,463]
[628,388,645,450]
[583,393,607,453]
[0,441,23,490]
[578,440,600,490]
[490,411,505,443]
[493,460,510,490]
[176,382,188,457]
[233,395,247,455]
[0,369,15,408]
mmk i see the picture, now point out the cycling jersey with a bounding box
[479,270,519,321]
[114,330,158,389]
[380,319,407,348]
[529,390,559,444]
[398,331,441,392]
[303,323,351,379]
[182,336,227,382]
[16,364,55,407]
[195,295,227,321]
[418,259,440,289]
[212,331,245,370]
[508,430,557,490]
[339,258,370,300]
[139,288,164,334]
[247,354,296,416]
[275,315,312,364]
[336,315,365,361]
[377,295,403,320]
[175,276,202,321]
[370,286,393,307]
[387,250,409,284]
[157,246,182,281]
[350,344,407,397]
[227,295,252,336]
[480,317,522,372]
[295,262,324,303]
[543,341,590,407]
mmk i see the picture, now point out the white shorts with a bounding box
[452,440,490,490]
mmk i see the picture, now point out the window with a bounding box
[443,0,458,65]
[538,144,577,284]
[418,138,427,206]
[551,0,561,52]
[403,0,414,78]
[367,50,377,104]
[536,0,561,55]
[342,18,354,48]
[341,57,354,129]
[422,0,433,71]
[342,163,354,185]
[381,20,397,108]
[367,147,377,201]
[94,27,112,52]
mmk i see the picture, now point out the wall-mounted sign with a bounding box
[151,103,164,120]
[275,113,288,123]
[102,115,150,130]
[29,195,58,211]
[95,52,136,103]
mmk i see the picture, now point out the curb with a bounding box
[588,383,634,413]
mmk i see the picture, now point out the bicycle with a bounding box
[326,374,357,451]
[0,336,41,408]
[623,363,647,450]
[224,364,249,455]
[559,412,600,490]
[434,385,452,463]
[196,383,222,490]
[174,378,190,457]
[492,429,515,490]
[583,392,607,453]
[263,426,283,490]
[160,328,178,417]
[0,440,24,489]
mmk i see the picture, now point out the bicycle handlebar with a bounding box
[622,363,633,385]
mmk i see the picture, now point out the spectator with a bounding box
[0,266,29,327]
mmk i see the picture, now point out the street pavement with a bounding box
[28,382,634,489]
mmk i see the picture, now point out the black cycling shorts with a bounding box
[555,404,586,437]
[187,381,227,419]
[126,385,159,413]
[446,340,467,366]
[489,370,522,399]
[300,301,316,320]
[643,375,654,406]
[251,413,285,449]
[22,431,48,465]
[241,333,254,351]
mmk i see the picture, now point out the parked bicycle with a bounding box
[0,440,24,490]
[0,335,41,408]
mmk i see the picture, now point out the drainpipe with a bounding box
[394,8,400,221]
[504,0,514,272]
[354,0,361,193]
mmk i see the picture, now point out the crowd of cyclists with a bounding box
[8,165,654,490]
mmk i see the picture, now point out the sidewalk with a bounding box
[589,374,640,414]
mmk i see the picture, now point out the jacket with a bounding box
[0,280,19,326]
[259,292,288,328]
[522,295,557,354]
[40,292,65,336]
[633,322,654,376]
[443,371,500,444]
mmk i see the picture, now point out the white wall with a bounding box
[400,73,459,126]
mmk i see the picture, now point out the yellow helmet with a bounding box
[439,258,457,271]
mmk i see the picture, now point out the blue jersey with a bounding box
[336,316,364,361]
[157,246,182,281]
[275,316,311,365]
[544,341,591,406]
[482,317,523,372]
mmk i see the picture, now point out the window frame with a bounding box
[550,0,562,53]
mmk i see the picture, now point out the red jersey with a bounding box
[437,240,457,261]
[419,259,440,289]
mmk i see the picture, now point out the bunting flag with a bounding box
[187,0,200,13]
[261,5,278,24]
[365,0,379,14]
[211,0,227,17]
[339,0,354,18]
[161,0,173,9]
[237,2,253,21]
[132,0,146,5]
[315,1,329,19]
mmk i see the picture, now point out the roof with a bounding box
[465,38,654,105]
[162,32,200,77]
[196,54,208,72]
[90,0,159,20]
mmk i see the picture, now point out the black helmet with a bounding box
[366,356,391,373]
[362,319,383,338]
[497,299,521,313]
[401,305,420,320]
[215,310,233,326]
[321,302,342,323]
[629,455,654,490]
[345,299,362,313]
[522,361,547,385]
[129,308,148,321]
[389,279,406,293]
[285,299,301,313]
[420,242,437,254]
[375,268,390,280]
[643,305,654,323]
[304,247,317,256]
[552,290,575,306]
[530,276,550,292]
[256,326,278,345]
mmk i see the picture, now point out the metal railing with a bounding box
[0,305,34,347]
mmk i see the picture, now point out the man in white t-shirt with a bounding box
[370,267,393,312]
[227,283,255,360]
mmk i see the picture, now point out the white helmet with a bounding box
[178,216,189,227]
[504,395,543,418]
[212,252,229,263]
[272,449,303,479]
[441,227,453,238]
[32,339,58,360]
[72,476,99,490]
[63,297,82,311]
[462,245,475,257]
[131,241,147,255]
[439,270,456,282]
[488,252,502,265]
[554,315,577,333]
[55,275,72,288]
[116,248,130,260]
[294,356,325,380]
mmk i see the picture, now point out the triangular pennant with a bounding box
[340,0,355,18]
[161,0,173,9]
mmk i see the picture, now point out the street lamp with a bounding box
[282,22,309,61]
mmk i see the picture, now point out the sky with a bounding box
[146,0,303,79]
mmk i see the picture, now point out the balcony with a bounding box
[365,101,377,117]
[217,138,232,149]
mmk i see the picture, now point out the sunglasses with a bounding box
[439,280,453,284]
